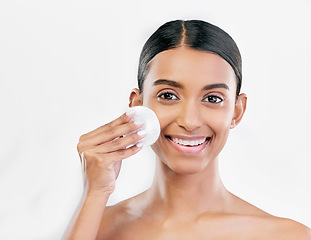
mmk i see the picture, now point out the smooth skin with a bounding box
[63,47,311,240]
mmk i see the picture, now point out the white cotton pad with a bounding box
[126,106,160,146]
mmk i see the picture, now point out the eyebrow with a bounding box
[203,83,229,91]
[152,79,230,91]
[153,79,184,88]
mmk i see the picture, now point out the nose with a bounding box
[176,100,203,132]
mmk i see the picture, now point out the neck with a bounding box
[147,156,231,219]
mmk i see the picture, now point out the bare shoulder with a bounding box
[242,211,311,239]
[229,194,311,239]
[268,217,311,240]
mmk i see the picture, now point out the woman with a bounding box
[63,20,311,239]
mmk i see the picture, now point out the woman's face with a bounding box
[133,47,246,174]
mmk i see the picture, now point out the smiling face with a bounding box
[131,47,246,174]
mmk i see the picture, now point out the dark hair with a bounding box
[138,20,242,96]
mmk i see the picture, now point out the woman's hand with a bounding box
[77,112,144,197]
[62,113,144,240]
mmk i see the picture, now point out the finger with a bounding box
[82,143,143,167]
[78,121,143,153]
[79,112,134,142]
[106,144,143,163]
[92,130,145,154]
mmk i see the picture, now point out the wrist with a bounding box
[83,188,112,201]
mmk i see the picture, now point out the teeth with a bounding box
[171,137,206,146]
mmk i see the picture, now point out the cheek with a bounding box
[204,106,234,133]
[145,103,173,132]
[142,93,174,131]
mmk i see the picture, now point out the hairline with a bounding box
[140,46,239,97]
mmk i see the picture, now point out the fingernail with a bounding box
[136,142,144,147]
[137,130,146,136]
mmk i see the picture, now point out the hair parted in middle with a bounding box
[137,20,242,97]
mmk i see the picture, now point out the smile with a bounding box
[165,135,211,154]
[170,137,207,146]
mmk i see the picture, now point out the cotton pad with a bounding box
[126,106,160,146]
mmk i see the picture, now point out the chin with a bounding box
[153,150,213,176]
[165,159,211,175]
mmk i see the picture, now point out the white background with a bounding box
[1,0,310,239]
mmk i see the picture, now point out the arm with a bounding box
[62,191,109,240]
[62,113,144,240]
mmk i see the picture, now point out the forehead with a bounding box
[144,47,236,91]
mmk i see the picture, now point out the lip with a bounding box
[165,135,211,154]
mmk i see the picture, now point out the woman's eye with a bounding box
[203,95,223,103]
[158,92,178,100]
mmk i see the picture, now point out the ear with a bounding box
[129,88,143,107]
[230,93,247,129]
